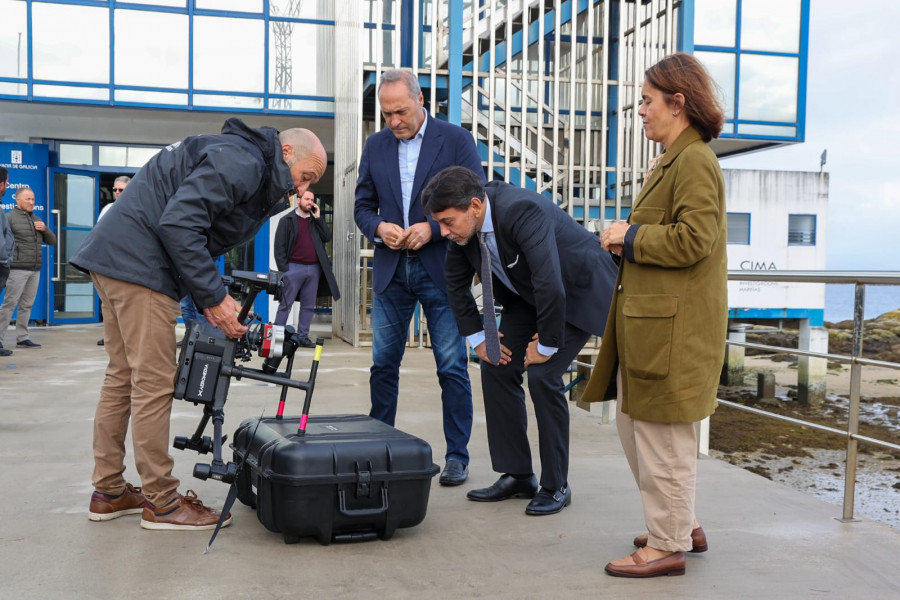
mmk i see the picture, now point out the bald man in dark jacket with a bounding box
[71,118,326,531]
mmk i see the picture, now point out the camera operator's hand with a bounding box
[203,295,248,339]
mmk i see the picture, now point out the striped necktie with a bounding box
[478,232,502,364]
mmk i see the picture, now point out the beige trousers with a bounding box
[91,272,181,507]
[615,368,698,552]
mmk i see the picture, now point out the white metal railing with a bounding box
[723,270,900,522]
[574,270,900,523]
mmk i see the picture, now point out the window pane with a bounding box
[694,0,736,47]
[126,147,161,168]
[0,0,27,78]
[741,0,801,53]
[788,214,816,246]
[737,124,797,138]
[115,10,188,89]
[196,0,262,13]
[695,51,735,119]
[119,0,185,6]
[33,84,109,101]
[55,172,95,228]
[727,212,750,244]
[269,22,334,99]
[0,81,25,95]
[98,145,161,169]
[193,17,264,93]
[192,93,264,110]
[115,89,189,106]
[59,144,94,166]
[32,4,109,84]
[98,146,128,167]
[268,98,334,113]
[271,0,334,19]
[738,55,798,122]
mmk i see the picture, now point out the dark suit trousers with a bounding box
[480,295,591,491]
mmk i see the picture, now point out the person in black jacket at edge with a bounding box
[272,189,340,347]
[71,118,326,531]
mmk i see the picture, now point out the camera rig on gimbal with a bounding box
[172,269,322,484]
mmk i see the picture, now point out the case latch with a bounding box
[354,461,372,497]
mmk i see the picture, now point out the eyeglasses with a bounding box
[113,188,126,192]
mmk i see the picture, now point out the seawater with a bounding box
[825,284,900,323]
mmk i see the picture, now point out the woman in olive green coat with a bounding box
[583,53,727,578]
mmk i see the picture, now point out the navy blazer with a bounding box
[354,113,484,294]
[445,181,618,347]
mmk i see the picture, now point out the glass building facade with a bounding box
[0,0,336,114]
[0,0,810,341]
[687,0,807,150]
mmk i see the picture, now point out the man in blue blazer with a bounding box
[423,166,618,515]
[354,70,485,486]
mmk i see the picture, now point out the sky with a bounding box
[720,2,899,271]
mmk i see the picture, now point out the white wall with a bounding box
[724,169,829,310]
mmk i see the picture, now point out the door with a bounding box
[47,168,99,324]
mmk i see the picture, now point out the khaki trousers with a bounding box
[91,272,181,507]
[0,268,40,345]
[615,368,698,552]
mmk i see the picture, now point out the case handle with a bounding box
[338,487,389,517]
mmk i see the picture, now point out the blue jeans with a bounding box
[370,255,473,464]
[179,295,206,325]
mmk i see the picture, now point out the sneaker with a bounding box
[16,339,41,349]
[97,339,105,346]
[140,490,232,531]
[298,337,316,348]
[0,348,11,357]
[89,483,149,521]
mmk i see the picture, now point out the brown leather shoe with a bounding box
[140,490,232,531]
[605,550,686,578]
[633,526,708,553]
[89,483,150,521]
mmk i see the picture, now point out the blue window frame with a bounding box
[683,0,809,144]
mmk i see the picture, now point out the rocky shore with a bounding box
[711,310,900,529]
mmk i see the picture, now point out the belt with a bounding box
[401,248,418,257]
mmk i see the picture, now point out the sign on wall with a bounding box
[0,143,49,212]
[1,142,51,321]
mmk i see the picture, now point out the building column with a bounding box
[798,319,828,406]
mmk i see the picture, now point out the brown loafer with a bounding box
[633,525,708,553]
[605,550,686,578]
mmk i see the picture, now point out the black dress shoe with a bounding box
[525,485,572,515]
[439,459,468,486]
[298,337,317,348]
[97,339,105,346]
[466,474,538,502]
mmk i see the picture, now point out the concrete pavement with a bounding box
[1,323,898,599]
